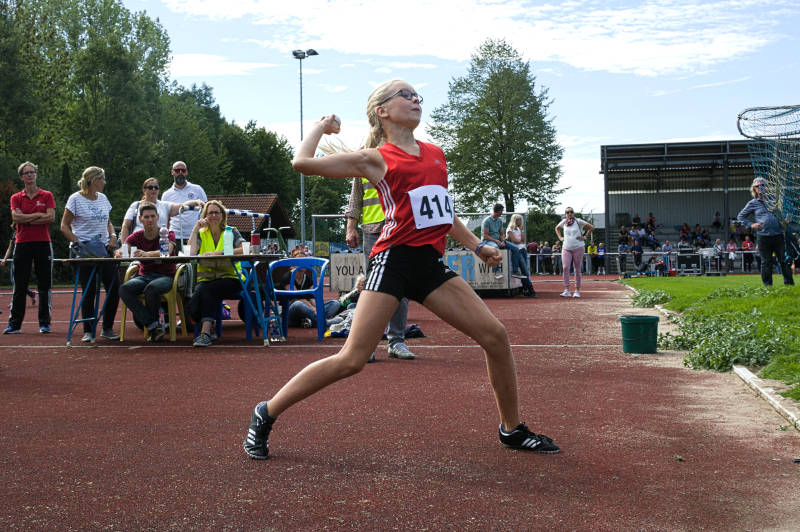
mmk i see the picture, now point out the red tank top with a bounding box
[370,141,453,257]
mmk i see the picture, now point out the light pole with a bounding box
[292,48,318,245]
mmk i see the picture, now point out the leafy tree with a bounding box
[525,207,561,245]
[429,38,565,213]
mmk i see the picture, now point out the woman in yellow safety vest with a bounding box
[188,200,245,347]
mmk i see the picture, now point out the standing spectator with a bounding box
[725,237,738,272]
[737,177,794,286]
[596,242,606,275]
[555,207,593,298]
[526,240,539,274]
[60,166,120,342]
[586,240,598,274]
[345,175,415,360]
[712,238,724,270]
[660,240,673,271]
[4,162,55,334]
[119,177,204,243]
[2,223,37,305]
[540,241,553,275]
[505,214,536,297]
[115,202,177,342]
[741,235,755,272]
[551,241,562,275]
[162,161,207,250]
[617,240,629,274]
[631,238,644,269]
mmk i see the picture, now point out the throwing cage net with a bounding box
[737,105,800,225]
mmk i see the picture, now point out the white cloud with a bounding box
[319,84,348,93]
[653,76,751,96]
[161,0,796,76]
[168,53,277,77]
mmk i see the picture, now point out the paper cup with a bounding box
[130,246,137,257]
[241,242,250,255]
[121,244,130,258]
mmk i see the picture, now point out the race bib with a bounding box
[408,185,454,229]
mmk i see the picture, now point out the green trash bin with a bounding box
[619,315,659,354]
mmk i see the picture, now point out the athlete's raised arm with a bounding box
[292,115,386,184]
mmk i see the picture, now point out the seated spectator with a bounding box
[693,224,702,240]
[188,200,245,348]
[711,211,722,230]
[679,222,691,240]
[636,255,655,274]
[116,202,177,342]
[632,213,641,226]
[635,225,646,240]
[617,240,629,273]
[618,225,630,245]
[288,274,365,329]
[481,203,523,279]
[645,231,659,251]
[701,227,710,241]
[645,212,657,232]
[677,236,694,252]
[505,214,536,296]
[695,235,707,248]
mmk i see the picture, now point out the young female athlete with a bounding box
[244,80,560,459]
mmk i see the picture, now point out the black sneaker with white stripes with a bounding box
[498,423,560,453]
[243,401,275,460]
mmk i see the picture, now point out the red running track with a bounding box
[1,279,798,530]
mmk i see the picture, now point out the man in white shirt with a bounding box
[161,161,207,249]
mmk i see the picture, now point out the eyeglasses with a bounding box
[565,210,574,214]
[378,89,423,105]
[144,185,159,190]
[21,170,36,176]
[172,168,187,174]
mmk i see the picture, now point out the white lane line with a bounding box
[1,343,621,350]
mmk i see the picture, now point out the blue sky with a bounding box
[127,0,800,215]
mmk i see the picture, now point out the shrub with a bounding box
[631,289,670,308]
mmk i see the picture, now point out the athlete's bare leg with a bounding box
[265,290,399,417]
[421,276,520,431]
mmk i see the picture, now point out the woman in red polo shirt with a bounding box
[4,161,55,334]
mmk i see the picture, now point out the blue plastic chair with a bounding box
[268,257,330,341]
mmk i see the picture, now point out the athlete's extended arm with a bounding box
[449,217,501,267]
[292,115,386,183]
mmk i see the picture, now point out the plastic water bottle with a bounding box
[159,226,169,257]
[223,226,233,255]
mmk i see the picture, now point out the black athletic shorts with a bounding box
[365,244,458,304]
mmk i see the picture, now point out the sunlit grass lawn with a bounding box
[623,273,800,399]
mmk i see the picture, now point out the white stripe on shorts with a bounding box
[365,249,389,292]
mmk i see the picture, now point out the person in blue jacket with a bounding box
[737,177,795,287]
